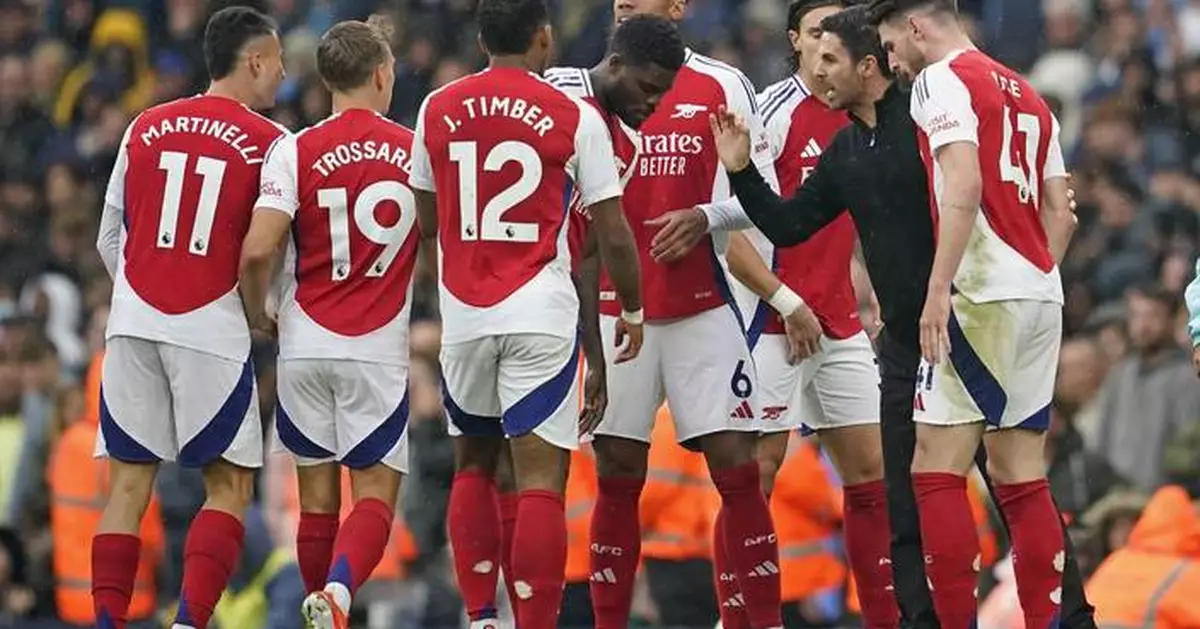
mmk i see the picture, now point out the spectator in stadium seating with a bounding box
[1054,336,1108,447]
[1096,283,1200,490]
[52,8,154,129]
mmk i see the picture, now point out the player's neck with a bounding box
[923,30,975,67]
[331,92,382,116]
[488,55,534,72]
[589,66,616,112]
[796,68,827,106]
[206,79,256,108]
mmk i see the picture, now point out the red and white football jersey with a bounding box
[543,66,641,269]
[100,94,287,360]
[255,109,420,365]
[409,67,623,343]
[612,49,778,321]
[757,76,860,340]
[912,49,1065,304]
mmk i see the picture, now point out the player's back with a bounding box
[756,76,860,340]
[414,66,621,342]
[277,109,419,364]
[109,94,285,358]
[914,49,1063,304]
[544,66,640,268]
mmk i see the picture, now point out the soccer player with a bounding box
[408,0,644,627]
[870,1,1076,628]
[238,18,415,629]
[472,14,684,624]
[91,7,286,629]
[576,2,785,629]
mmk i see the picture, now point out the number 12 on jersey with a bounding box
[317,181,416,281]
[449,140,542,243]
[999,105,1041,208]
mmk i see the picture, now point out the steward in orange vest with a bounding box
[639,407,720,628]
[50,351,164,626]
[1087,485,1200,629]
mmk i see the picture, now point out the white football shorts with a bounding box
[275,359,410,473]
[913,294,1061,430]
[594,304,764,446]
[753,330,880,434]
[95,336,263,468]
[442,333,581,451]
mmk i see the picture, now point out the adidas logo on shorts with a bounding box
[730,400,754,419]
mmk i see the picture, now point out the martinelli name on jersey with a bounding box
[438,96,557,137]
[137,115,266,164]
[311,139,412,178]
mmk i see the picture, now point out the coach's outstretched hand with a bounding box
[613,318,643,364]
[647,208,707,263]
[709,105,751,173]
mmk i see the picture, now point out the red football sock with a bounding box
[327,498,394,599]
[712,462,782,629]
[510,489,567,629]
[499,491,521,624]
[994,480,1064,629]
[844,481,900,629]
[92,533,141,629]
[589,475,644,629]
[713,510,751,629]
[297,512,339,594]
[176,509,244,629]
[448,470,502,620]
[912,472,979,629]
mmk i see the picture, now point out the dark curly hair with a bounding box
[608,14,685,72]
[477,0,550,56]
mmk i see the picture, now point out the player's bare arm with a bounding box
[1041,176,1077,263]
[574,239,607,435]
[589,196,644,363]
[414,190,439,286]
[238,208,292,336]
[921,140,982,364]
[724,231,822,362]
[710,106,846,248]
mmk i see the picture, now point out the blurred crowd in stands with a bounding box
[1,0,1199,627]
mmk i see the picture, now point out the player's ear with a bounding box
[668,0,687,21]
[786,28,801,54]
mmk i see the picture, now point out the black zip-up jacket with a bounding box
[727,82,934,351]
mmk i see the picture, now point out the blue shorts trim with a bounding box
[502,338,580,437]
[343,392,409,469]
[177,356,256,467]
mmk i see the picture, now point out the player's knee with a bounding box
[984,428,1049,484]
[700,431,757,471]
[202,459,256,514]
[349,464,403,508]
[593,435,649,479]
[297,463,341,513]
[911,424,978,475]
[103,461,158,526]
[453,436,503,475]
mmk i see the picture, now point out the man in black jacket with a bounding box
[650,5,1095,628]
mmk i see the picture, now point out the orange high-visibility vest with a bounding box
[51,352,163,625]
[564,448,597,583]
[771,441,845,603]
[640,406,717,561]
